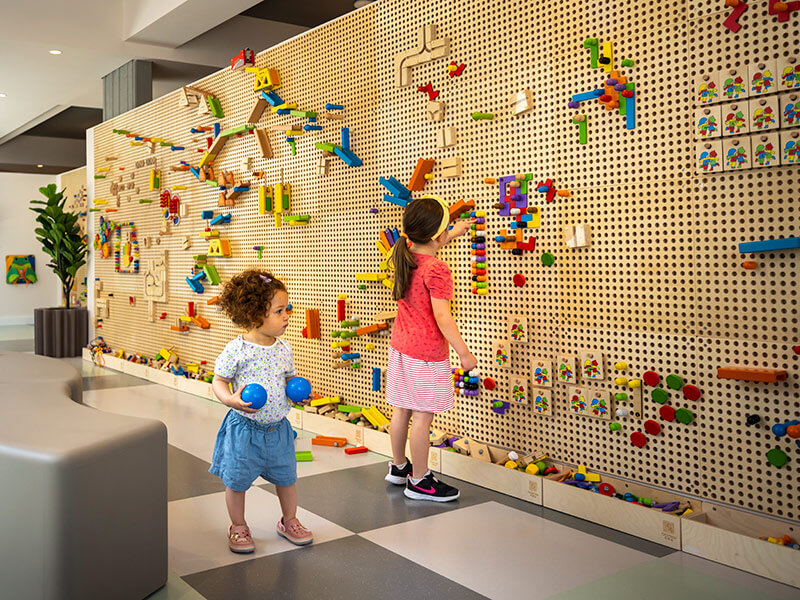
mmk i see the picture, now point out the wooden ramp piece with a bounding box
[717,366,788,383]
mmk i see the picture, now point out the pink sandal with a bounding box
[228,524,255,553]
[276,517,313,545]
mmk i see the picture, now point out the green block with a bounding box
[520,180,528,194]
[675,408,694,425]
[207,97,224,118]
[204,264,221,285]
[541,252,555,266]
[315,142,336,152]
[615,392,628,401]
[352,363,361,369]
[767,447,788,467]
[471,112,495,120]
[94,175,106,179]
[220,124,252,137]
[609,422,622,431]
[337,405,365,413]
[295,450,313,462]
[282,194,290,210]
[289,110,317,118]
[358,284,367,289]
[621,59,635,67]
[288,139,296,155]
[340,320,360,327]
[619,94,627,116]
[651,388,669,404]
[138,199,153,204]
[666,374,683,390]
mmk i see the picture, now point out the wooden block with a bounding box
[255,129,273,158]
[453,437,472,455]
[429,428,449,445]
[470,441,492,462]
[511,89,534,114]
[426,101,446,121]
[441,156,462,178]
[408,158,435,191]
[717,366,788,382]
[247,98,269,124]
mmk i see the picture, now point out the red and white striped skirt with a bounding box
[386,347,454,413]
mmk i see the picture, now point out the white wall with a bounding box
[0,173,62,324]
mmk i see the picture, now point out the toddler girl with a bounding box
[210,269,312,552]
[385,196,477,501]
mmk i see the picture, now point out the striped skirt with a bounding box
[386,347,454,413]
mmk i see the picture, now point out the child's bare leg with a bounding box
[275,483,298,522]
[225,488,247,525]
[410,411,435,479]
[390,407,412,465]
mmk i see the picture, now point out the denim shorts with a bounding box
[209,410,297,491]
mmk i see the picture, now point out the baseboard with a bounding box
[0,316,34,326]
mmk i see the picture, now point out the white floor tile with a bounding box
[60,356,118,377]
[288,435,386,480]
[168,487,354,576]
[360,501,655,600]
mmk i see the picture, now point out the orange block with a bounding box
[408,158,435,191]
[743,261,758,269]
[717,366,788,382]
[207,296,220,305]
[380,230,392,252]
[191,316,211,329]
[356,323,380,336]
[312,436,348,447]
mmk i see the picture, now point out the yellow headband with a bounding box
[422,194,451,241]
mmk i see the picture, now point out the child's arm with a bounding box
[212,374,258,413]
[431,298,477,371]
[443,220,472,245]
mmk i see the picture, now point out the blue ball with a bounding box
[286,377,312,402]
[241,383,268,410]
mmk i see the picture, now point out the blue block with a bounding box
[372,368,381,391]
[304,124,322,131]
[277,108,290,115]
[201,210,214,219]
[393,227,401,242]
[186,277,204,293]
[210,215,223,226]
[341,353,361,361]
[520,214,533,222]
[341,127,350,150]
[261,91,284,106]
[326,103,344,110]
[739,237,800,253]
[379,176,410,199]
[191,271,207,282]
[134,136,143,141]
[189,167,200,179]
[233,186,249,192]
[170,146,185,151]
[571,89,604,103]
[214,123,221,137]
[334,146,362,167]
[626,89,635,130]
[383,194,409,208]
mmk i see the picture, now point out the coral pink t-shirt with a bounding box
[391,253,453,362]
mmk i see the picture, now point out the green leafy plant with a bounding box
[29,183,87,308]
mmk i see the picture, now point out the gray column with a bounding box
[102,60,153,120]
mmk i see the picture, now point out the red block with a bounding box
[345,446,369,455]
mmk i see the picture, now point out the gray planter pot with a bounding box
[34,307,89,358]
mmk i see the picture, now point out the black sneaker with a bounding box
[385,459,413,485]
[404,472,460,502]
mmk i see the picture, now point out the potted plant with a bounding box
[29,183,89,357]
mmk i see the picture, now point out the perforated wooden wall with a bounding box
[91,0,800,521]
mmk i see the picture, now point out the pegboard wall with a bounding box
[90,0,800,521]
[58,166,88,307]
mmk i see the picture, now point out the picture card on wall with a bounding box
[748,96,779,132]
[752,132,780,168]
[694,105,721,139]
[697,140,722,174]
[568,386,588,416]
[721,102,749,136]
[722,136,751,171]
[588,389,611,419]
[579,350,604,380]
[492,339,511,369]
[718,67,748,101]
[510,376,529,404]
[781,130,800,165]
[779,92,799,128]
[777,55,800,92]
[507,314,527,343]
[748,59,777,96]
[557,356,577,384]
[531,357,554,388]
[533,389,552,416]
[695,72,720,105]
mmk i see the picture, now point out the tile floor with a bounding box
[1,329,797,600]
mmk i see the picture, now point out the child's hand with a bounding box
[459,351,478,372]
[227,388,259,413]
[448,220,473,239]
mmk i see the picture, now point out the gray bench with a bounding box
[0,351,167,600]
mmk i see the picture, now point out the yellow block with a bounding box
[375,240,389,256]
[287,220,309,226]
[356,273,388,281]
[199,151,216,168]
[362,406,389,427]
[627,379,641,388]
[310,396,341,407]
[602,41,613,73]
[614,377,628,386]
[331,340,351,349]
[615,361,628,370]
[578,464,601,482]
[274,213,282,228]
[179,316,192,322]
[365,344,374,350]
[382,279,394,289]
[338,293,347,300]
[160,348,172,361]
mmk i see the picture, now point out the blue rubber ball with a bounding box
[241,383,268,410]
[286,377,312,402]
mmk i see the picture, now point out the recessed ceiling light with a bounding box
[0,93,6,98]
[353,0,374,7]
[49,49,62,55]
[37,164,44,168]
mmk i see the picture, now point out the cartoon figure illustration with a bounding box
[512,381,527,403]
[583,359,599,379]
[752,107,775,130]
[5,255,37,285]
[495,347,509,367]
[783,102,797,126]
[698,81,718,104]
[559,361,574,382]
[571,392,587,413]
[722,76,745,99]
[699,149,720,172]
[534,394,549,414]
[724,110,746,134]
[725,145,748,169]
[781,64,800,90]
[751,70,774,94]
[784,140,799,164]
[534,366,550,386]
[754,142,776,166]
[697,115,718,137]
[591,397,608,417]
[510,321,525,341]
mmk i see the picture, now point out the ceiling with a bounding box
[0,0,377,174]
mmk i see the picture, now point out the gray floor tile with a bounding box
[168,445,226,502]
[145,571,207,599]
[259,461,509,533]
[182,534,490,600]
[0,339,34,352]
[82,372,152,390]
